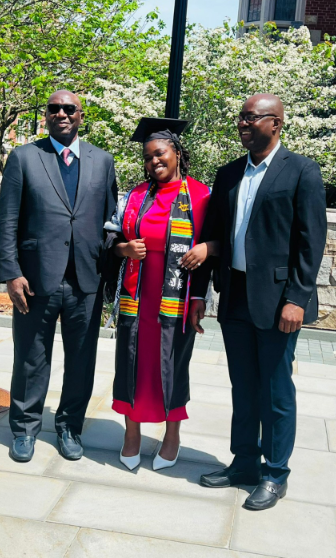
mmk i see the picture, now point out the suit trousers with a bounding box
[221,270,299,484]
[10,276,103,437]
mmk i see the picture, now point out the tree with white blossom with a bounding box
[0,0,164,174]
[86,23,336,202]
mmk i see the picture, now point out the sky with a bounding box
[136,0,240,31]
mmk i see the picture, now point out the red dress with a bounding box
[112,179,188,422]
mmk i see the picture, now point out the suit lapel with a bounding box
[73,141,93,215]
[229,157,247,248]
[247,145,289,230]
[37,138,72,213]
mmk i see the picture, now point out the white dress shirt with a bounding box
[50,136,80,165]
[232,141,281,272]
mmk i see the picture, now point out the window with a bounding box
[247,0,262,22]
[274,0,297,21]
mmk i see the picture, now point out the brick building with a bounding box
[305,0,336,41]
[238,0,336,43]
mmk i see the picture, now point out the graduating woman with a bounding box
[104,118,216,471]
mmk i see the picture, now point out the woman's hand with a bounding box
[181,243,208,271]
[114,238,147,260]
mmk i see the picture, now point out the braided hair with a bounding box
[143,131,191,186]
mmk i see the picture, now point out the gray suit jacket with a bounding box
[0,137,117,295]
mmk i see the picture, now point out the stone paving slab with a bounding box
[0,340,15,356]
[179,431,233,466]
[0,471,69,521]
[0,354,13,373]
[44,365,65,392]
[297,361,336,379]
[81,409,164,456]
[180,401,232,438]
[51,340,67,361]
[0,327,11,340]
[44,448,229,502]
[296,390,336,419]
[217,352,228,365]
[0,330,335,557]
[0,371,12,392]
[0,515,78,558]
[195,331,336,364]
[189,362,231,388]
[95,348,115,371]
[325,420,336,452]
[288,447,336,506]
[295,415,329,451]
[191,384,233,407]
[65,529,276,558]
[97,337,116,351]
[40,392,102,433]
[231,492,336,558]
[191,348,223,365]
[293,374,336,396]
[48,481,236,548]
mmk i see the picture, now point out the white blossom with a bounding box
[85,25,336,190]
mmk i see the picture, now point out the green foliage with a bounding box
[0,0,163,172]
[85,24,336,193]
[2,10,336,197]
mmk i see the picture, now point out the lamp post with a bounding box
[165,0,189,119]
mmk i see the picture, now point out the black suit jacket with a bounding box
[192,146,327,329]
[0,137,117,295]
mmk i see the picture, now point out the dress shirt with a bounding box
[50,136,80,165]
[232,141,281,272]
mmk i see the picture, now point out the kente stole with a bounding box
[120,178,210,331]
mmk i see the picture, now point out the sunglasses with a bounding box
[47,104,80,115]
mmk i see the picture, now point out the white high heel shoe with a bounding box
[153,445,180,471]
[120,445,141,471]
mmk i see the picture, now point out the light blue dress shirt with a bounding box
[232,141,281,272]
[50,136,80,165]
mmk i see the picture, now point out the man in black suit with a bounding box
[0,90,117,462]
[189,94,326,510]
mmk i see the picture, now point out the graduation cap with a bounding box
[131,117,190,143]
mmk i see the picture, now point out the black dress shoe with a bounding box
[10,436,35,462]
[57,429,83,460]
[244,480,288,510]
[200,465,260,488]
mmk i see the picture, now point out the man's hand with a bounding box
[279,303,304,334]
[189,299,206,334]
[6,277,34,315]
[181,243,208,271]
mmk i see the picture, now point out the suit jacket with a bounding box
[191,146,327,329]
[0,137,117,295]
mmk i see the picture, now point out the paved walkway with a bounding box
[194,328,336,365]
[0,325,336,557]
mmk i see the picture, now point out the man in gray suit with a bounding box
[0,90,117,461]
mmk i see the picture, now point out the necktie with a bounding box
[62,148,71,167]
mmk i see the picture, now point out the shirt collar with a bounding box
[50,136,80,159]
[246,140,281,171]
